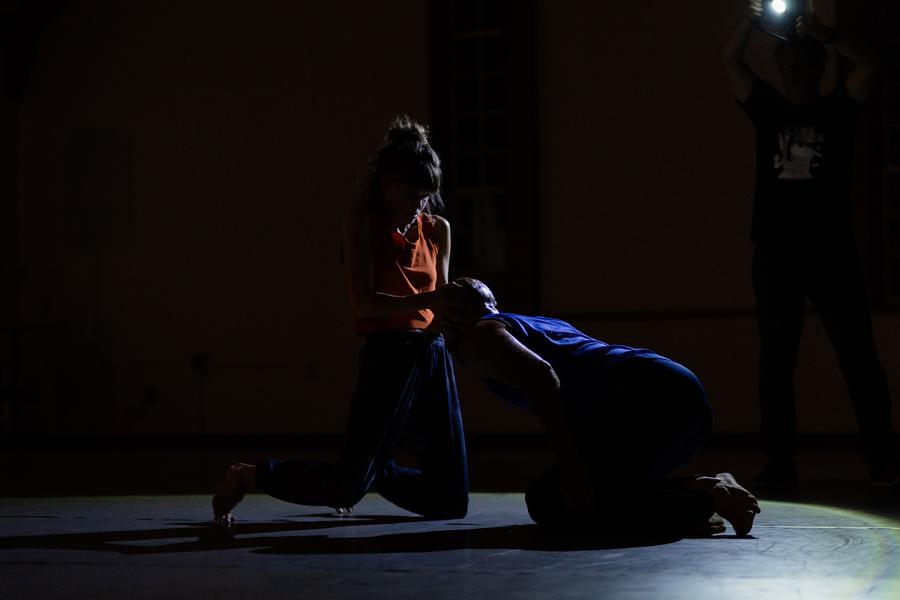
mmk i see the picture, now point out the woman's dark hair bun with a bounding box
[360,114,444,214]
[386,114,429,146]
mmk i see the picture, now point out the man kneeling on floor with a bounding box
[438,277,761,537]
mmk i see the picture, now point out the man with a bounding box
[721,0,899,488]
[438,278,760,537]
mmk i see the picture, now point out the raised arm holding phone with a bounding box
[720,0,898,490]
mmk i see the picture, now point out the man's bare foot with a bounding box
[685,513,726,538]
[693,473,760,536]
[212,463,256,521]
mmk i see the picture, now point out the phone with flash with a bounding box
[756,0,807,41]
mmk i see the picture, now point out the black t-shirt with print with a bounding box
[741,77,861,242]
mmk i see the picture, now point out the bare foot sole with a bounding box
[212,463,256,521]
[707,472,761,536]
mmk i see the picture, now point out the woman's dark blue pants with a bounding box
[255,331,469,519]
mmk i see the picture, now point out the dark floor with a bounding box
[2,491,900,599]
[3,443,900,599]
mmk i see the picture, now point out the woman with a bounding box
[439,278,761,536]
[212,116,469,523]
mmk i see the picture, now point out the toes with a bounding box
[732,511,758,536]
[214,513,235,528]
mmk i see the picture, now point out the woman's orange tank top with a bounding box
[355,212,440,336]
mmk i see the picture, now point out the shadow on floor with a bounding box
[0,513,696,555]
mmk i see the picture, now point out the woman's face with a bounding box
[381,176,431,231]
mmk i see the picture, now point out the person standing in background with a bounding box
[721,0,899,489]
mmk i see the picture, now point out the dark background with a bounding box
[1,0,897,449]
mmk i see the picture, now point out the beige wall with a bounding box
[1,80,18,403]
[16,0,427,434]
[12,0,898,437]
[535,0,900,433]
[537,0,838,314]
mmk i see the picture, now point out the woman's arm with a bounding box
[342,207,443,319]
[424,215,452,333]
[432,215,451,287]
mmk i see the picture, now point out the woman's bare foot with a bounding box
[694,473,760,536]
[212,463,256,522]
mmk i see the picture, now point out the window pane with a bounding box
[483,0,511,29]
[889,130,900,166]
[483,75,507,110]
[887,45,900,80]
[454,0,480,31]
[888,5,900,41]
[485,154,508,186]
[891,260,900,298]
[455,77,480,111]
[483,35,507,72]
[458,154,482,187]
[457,117,480,151]
[889,174,900,210]
[455,37,480,74]
[890,217,900,253]
[484,116,508,150]
[888,87,899,126]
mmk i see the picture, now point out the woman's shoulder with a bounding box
[420,213,450,246]
[421,213,449,232]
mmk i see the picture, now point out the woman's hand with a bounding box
[426,283,475,339]
[428,282,473,315]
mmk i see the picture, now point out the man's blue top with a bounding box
[474,312,661,411]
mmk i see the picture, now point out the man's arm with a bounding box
[796,5,878,103]
[721,1,762,103]
[459,320,568,448]
[459,319,595,510]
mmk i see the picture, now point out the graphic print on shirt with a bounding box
[773,124,824,180]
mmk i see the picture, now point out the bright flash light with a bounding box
[771,0,787,14]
